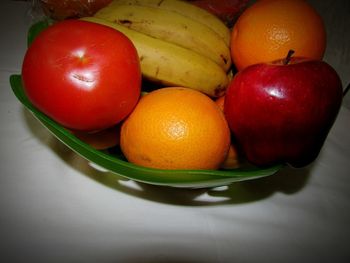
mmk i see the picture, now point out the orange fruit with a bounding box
[71,125,120,150]
[231,0,326,71]
[220,144,240,169]
[120,87,231,170]
[215,95,226,112]
[215,96,240,169]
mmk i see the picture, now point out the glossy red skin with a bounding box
[22,20,141,131]
[191,0,249,25]
[224,59,343,167]
[191,0,248,16]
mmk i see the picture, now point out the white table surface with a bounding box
[1,1,350,262]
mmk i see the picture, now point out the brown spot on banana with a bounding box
[214,85,226,97]
[221,54,228,66]
[117,19,133,26]
[157,0,165,7]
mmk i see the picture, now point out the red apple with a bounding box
[189,0,249,26]
[224,56,343,167]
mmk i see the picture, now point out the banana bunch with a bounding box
[82,0,232,97]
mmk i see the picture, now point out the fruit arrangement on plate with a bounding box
[10,0,343,188]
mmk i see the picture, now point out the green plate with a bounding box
[9,20,282,188]
[10,73,282,188]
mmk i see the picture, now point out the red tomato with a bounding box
[22,19,141,131]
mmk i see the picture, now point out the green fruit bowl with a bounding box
[9,20,282,189]
[10,73,282,188]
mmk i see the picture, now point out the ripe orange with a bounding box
[215,95,240,169]
[120,87,231,170]
[231,0,326,71]
[71,125,120,150]
[215,95,226,112]
[220,144,240,169]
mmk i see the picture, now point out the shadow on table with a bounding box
[23,109,313,206]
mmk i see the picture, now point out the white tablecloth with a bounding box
[1,1,349,262]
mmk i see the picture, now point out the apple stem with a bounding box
[283,50,295,65]
[344,83,350,97]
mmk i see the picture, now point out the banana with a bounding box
[100,0,231,47]
[94,4,231,71]
[81,17,229,97]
